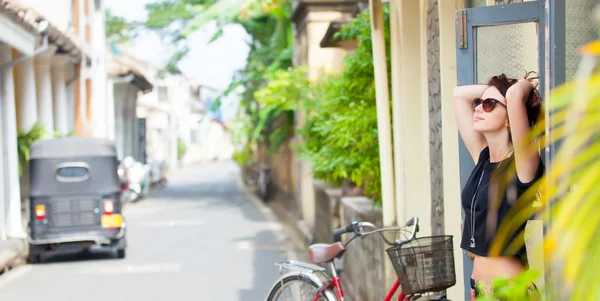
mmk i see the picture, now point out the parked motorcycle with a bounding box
[118,157,151,203]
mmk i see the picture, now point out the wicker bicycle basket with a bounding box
[386,235,456,295]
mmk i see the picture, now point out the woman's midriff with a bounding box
[472,255,525,282]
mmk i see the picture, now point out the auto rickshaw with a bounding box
[27,137,127,263]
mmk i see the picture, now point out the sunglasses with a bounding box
[472,97,507,112]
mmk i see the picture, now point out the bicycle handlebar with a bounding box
[332,222,356,237]
[332,216,420,246]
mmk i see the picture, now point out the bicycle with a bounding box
[265,216,456,301]
[242,162,273,201]
[257,164,272,202]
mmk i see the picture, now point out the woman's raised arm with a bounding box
[506,80,541,183]
[454,84,488,163]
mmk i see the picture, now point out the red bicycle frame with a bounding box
[383,280,409,301]
[304,219,422,301]
[316,277,409,301]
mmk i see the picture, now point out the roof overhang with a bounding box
[0,0,84,60]
[0,2,38,55]
[113,70,153,92]
[109,57,154,93]
[320,20,352,48]
[291,0,366,24]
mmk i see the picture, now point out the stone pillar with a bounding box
[106,79,115,141]
[92,2,108,138]
[0,44,9,240]
[0,44,24,238]
[66,64,76,134]
[35,48,57,136]
[14,56,37,132]
[51,56,70,136]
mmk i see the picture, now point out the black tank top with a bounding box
[460,147,544,263]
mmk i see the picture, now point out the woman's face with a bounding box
[472,86,509,133]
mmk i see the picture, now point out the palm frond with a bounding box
[487,38,600,300]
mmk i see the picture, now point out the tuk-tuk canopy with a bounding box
[29,138,120,197]
[30,137,117,159]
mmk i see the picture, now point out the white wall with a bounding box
[170,79,193,145]
[137,81,174,164]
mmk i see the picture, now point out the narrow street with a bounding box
[0,162,296,301]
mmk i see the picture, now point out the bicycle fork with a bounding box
[312,261,344,301]
[329,262,344,301]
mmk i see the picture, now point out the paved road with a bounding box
[0,161,296,301]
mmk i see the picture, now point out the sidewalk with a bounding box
[236,174,366,300]
[235,175,308,262]
[0,239,26,274]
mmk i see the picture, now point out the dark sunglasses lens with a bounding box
[482,99,495,112]
[472,98,481,110]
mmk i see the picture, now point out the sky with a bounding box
[104,0,250,92]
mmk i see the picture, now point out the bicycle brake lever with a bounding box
[352,222,362,236]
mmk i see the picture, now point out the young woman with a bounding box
[453,73,544,300]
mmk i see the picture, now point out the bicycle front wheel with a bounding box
[266,273,335,301]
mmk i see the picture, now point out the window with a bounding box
[56,163,90,183]
[158,87,168,103]
[469,0,487,7]
[565,0,597,80]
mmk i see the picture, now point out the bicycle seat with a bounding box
[308,242,345,264]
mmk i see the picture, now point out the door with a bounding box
[455,2,545,299]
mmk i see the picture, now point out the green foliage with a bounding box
[17,123,47,176]
[144,0,218,34]
[537,55,600,301]
[141,0,294,160]
[141,0,220,75]
[253,67,307,153]
[164,46,191,75]
[215,0,294,161]
[233,144,254,166]
[475,270,541,301]
[335,5,392,86]
[177,138,187,160]
[182,0,250,36]
[142,0,291,76]
[254,67,308,110]
[300,7,391,203]
[105,9,139,44]
[142,0,293,75]
[52,131,76,138]
[230,116,253,156]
